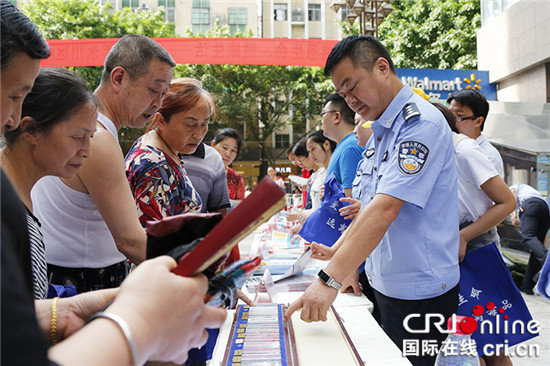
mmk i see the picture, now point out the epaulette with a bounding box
[402,102,420,122]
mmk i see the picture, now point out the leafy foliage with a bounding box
[378,0,480,69]
[176,23,332,169]
[22,0,175,88]
[338,0,480,69]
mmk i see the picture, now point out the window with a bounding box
[158,0,176,22]
[192,7,210,34]
[340,5,352,21]
[122,0,139,8]
[228,8,247,34]
[166,8,175,22]
[291,8,304,22]
[158,0,175,7]
[275,134,290,149]
[308,4,321,21]
[193,0,210,8]
[273,3,287,21]
[192,8,210,24]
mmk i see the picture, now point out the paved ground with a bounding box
[510,292,550,365]
[240,231,550,364]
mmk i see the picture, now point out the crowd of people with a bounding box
[2,1,549,366]
[282,36,549,366]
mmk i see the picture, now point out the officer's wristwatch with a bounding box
[317,269,342,290]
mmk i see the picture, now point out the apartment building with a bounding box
[92,0,344,40]
[476,0,550,197]
[11,0,346,184]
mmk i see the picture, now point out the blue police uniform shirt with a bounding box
[351,137,375,275]
[327,132,365,189]
[352,155,366,200]
[352,137,376,203]
[361,85,460,300]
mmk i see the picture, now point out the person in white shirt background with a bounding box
[510,184,550,294]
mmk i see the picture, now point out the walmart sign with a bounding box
[397,68,497,101]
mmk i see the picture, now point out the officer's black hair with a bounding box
[446,90,490,131]
[324,35,396,77]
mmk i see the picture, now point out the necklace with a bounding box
[153,129,182,164]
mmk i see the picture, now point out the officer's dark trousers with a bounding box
[519,197,550,291]
[374,284,459,366]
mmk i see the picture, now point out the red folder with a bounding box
[172,177,286,277]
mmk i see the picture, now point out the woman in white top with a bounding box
[0,68,98,299]
[291,129,338,226]
[286,138,319,230]
[287,132,336,228]
[434,103,515,262]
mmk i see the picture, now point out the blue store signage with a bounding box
[397,68,497,101]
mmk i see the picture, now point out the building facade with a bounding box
[477,0,550,198]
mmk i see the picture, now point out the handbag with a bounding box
[457,243,538,355]
[298,172,352,247]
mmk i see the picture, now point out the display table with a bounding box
[209,225,412,365]
[210,290,411,365]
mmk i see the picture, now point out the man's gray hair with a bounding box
[101,34,176,83]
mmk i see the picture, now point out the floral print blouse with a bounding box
[125,136,202,226]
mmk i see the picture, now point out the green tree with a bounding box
[338,0,480,70]
[378,0,480,69]
[22,0,176,88]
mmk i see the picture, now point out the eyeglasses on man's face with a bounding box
[320,110,339,118]
[456,115,478,122]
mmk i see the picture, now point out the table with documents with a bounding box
[210,226,412,366]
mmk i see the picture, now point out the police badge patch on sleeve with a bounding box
[398,140,429,175]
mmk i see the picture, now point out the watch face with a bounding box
[318,269,341,289]
[318,269,329,281]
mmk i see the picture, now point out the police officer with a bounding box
[285,35,460,366]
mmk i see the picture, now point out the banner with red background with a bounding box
[41,38,339,68]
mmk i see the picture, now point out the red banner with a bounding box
[41,37,339,68]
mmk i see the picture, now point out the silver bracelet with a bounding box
[87,311,140,366]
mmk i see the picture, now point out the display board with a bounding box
[221,304,364,366]
[222,304,298,366]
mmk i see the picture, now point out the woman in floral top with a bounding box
[211,128,246,264]
[125,78,215,226]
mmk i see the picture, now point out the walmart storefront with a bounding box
[399,68,549,198]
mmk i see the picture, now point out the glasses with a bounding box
[295,155,307,165]
[320,110,339,118]
[456,115,477,122]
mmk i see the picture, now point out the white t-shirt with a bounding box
[30,114,126,268]
[476,134,504,178]
[509,184,546,208]
[308,167,327,210]
[455,136,499,224]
